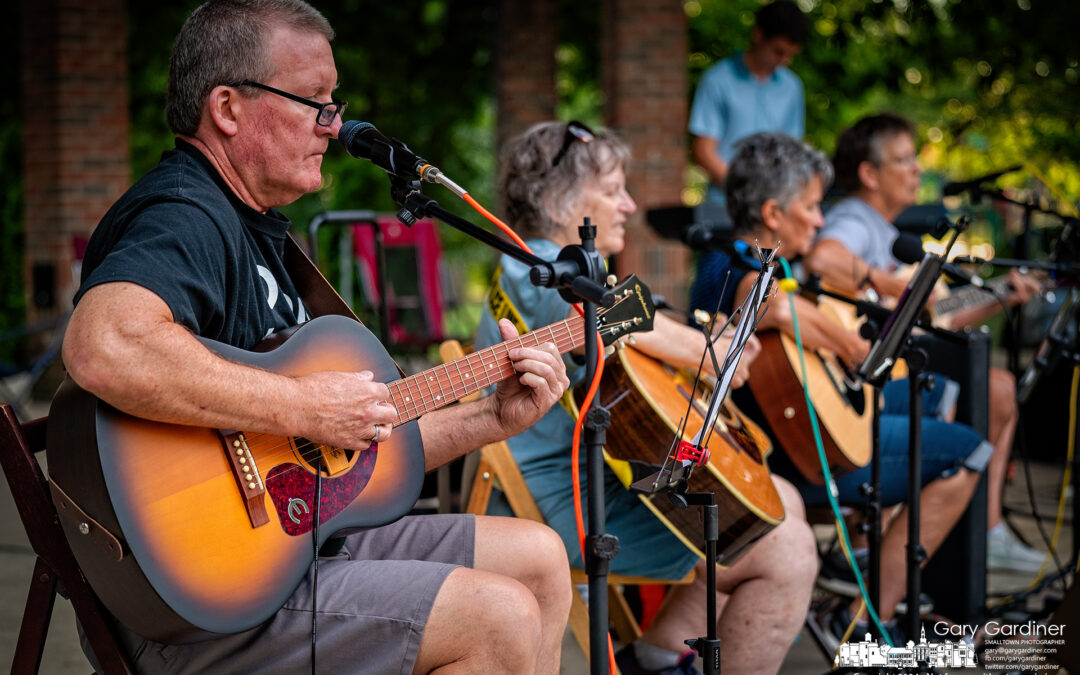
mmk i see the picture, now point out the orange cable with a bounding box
[460,190,613,663]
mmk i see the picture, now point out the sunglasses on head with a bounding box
[551,120,596,167]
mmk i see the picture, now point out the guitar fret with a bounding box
[420,369,436,413]
[388,385,406,424]
[432,365,448,407]
[477,345,495,389]
[452,358,470,400]
[403,376,422,421]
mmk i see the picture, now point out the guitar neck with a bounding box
[388,315,586,424]
[933,275,1011,317]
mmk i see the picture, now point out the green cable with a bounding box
[776,256,894,647]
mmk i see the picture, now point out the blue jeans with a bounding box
[771,375,992,507]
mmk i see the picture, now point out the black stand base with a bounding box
[680,492,722,675]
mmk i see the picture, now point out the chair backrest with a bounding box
[0,404,132,674]
[353,217,446,347]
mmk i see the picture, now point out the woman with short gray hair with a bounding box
[688,131,991,646]
[474,122,820,675]
[724,131,832,238]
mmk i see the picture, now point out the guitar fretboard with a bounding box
[389,315,586,424]
[934,275,1011,317]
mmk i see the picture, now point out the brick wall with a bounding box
[602,0,689,307]
[21,0,130,320]
[495,0,557,151]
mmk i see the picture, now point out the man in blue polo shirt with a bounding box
[689,0,809,204]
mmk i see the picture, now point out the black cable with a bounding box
[310,457,324,675]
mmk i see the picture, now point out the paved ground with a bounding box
[1,392,1073,674]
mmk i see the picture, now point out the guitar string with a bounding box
[240,322,595,473]
[238,301,633,474]
[222,317,632,486]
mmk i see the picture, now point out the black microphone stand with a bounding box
[388,178,619,674]
[804,270,960,675]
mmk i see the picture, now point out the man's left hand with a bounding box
[487,318,570,435]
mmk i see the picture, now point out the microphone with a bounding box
[891,233,985,288]
[683,223,728,250]
[942,165,1022,197]
[338,120,465,196]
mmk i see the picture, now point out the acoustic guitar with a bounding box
[574,345,783,567]
[46,276,655,643]
[748,307,873,485]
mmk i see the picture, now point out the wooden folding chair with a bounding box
[0,403,133,674]
[439,340,695,661]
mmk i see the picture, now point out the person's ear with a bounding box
[857,160,880,192]
[760,198,784,231]
[206,85,241,137]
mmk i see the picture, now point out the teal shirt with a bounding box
[689,53,805,203]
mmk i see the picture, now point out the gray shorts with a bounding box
[98,514,476,675]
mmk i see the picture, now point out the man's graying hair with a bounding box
[500,121,631,240]
[726,132,833,235]
[167,0,333,136]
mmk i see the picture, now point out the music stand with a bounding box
[628,248,777,675]
[857,251,948,654]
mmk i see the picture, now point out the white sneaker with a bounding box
[987,526,1048,574]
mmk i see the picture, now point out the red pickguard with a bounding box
[265,445,379,535]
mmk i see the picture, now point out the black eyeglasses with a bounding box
[551,120,595,167]
[233,80,347,127]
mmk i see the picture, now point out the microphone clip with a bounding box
[931,214,971,239]
[389,175,430,227]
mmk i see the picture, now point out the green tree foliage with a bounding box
[688,0,1080,245]
[0,2,23,363]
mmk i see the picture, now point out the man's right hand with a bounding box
[293,369,398,449]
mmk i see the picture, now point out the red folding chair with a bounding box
[352,216,447,348]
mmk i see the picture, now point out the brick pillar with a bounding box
[602,0,688,306]
[21,0,130,320]
[495,0,557,153]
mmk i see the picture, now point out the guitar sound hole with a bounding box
[293,438,355,475]
[819,353,867,416]
[293,437,325,474]
[844,387,866,416]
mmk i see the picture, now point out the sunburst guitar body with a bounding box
[575,345,783,567]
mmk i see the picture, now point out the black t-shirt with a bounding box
[77,139,309,350]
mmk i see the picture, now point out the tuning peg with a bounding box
[693,309,711,326]
[606,274,618,288]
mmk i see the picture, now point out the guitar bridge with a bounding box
[220,430,270,528]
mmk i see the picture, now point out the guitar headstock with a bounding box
[597,274,655,346]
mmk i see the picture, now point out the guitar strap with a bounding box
[486,266,577,416]
[283,234,361,322]
[283,234,407,380]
